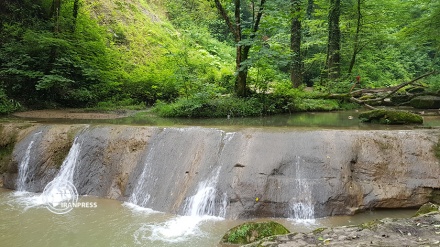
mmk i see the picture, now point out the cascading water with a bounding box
[182,132,234,217]
[289,156,314,221]
[40,137,82,208]
[183,167,227,217]
[128,143,156,207]
[135,131,233,244]
[16,131,41,191]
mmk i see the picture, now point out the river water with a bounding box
[3,109,440,130]
[0,188,416,247]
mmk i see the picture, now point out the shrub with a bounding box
[154,96,263,118]
[0,89,21,114]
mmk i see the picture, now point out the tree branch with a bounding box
[242,0,266,57]
[349,71,437,107]
[213,0,238,40]
[351,71,436,97]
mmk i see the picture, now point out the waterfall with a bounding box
[182,132,232,218]
[183,167,224,217]
[289,156,314,221]
[128,143,156,207]
[16,131,41,191]
[40,137,82,209]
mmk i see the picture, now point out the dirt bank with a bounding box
[13,109,133,119]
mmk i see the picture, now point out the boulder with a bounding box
[414,202,440,217]
[359,109,423,124]
[220,221,290,246]
[410,95,440,109]
[390,94,412,105]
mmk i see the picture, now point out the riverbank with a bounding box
[12,109,136,119]
[245,204,440,247]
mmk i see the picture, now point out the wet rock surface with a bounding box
[1,124,440,219]
[244,209,440,247]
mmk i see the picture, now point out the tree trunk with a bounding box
[306,0,314,20]
[347,0,361,75]
[72,0,79,32]
[51,0,61,34]
[290,0,302,88]
[234,0,246,96]
[327,0,341,79]
[213,0,266,97]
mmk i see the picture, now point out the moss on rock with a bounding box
[358,219,381,230]
[414,203,440,217]
[359,109,423,124]
[221,221,290,245]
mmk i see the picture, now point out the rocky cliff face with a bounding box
[1,124,439,219]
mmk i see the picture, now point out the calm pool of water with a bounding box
[2,109,440,130]
[0,188,416,247]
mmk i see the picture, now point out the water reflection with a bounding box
[3,110,440,130]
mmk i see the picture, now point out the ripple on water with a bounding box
[133,215,224,245]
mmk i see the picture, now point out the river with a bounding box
[0,188,416,247]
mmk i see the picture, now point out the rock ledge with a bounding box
[245,204,440,247]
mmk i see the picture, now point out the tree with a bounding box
[326,0,341,79]
[213,0,267,97]
[290,0,302,88]
[72,0,80,31]
[347,0,362,75]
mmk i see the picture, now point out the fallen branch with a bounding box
[348,71,437,108]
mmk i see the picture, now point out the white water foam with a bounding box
[9,191,45,212]
[131,130,232,244]
[11,135,82,211]
[183,167,226,218]
[122,202,158,215]
[12,137,83,212]
[48,137,81,185]
[40,137,82,212]
[289,156,315,223]
[134,214,223,244]
[16,131,42,191]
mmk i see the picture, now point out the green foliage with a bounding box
[272,81,343,112]
[221,221,290,245]
[424,74,440,93]
[0,0,234,111]
[0,0,438,114]
[0,88,21,114]
[294,98,340,111]
[154,96,263,118]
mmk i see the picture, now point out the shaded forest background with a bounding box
[0,0,438,117]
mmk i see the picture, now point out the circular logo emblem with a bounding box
[42,180,78,214]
